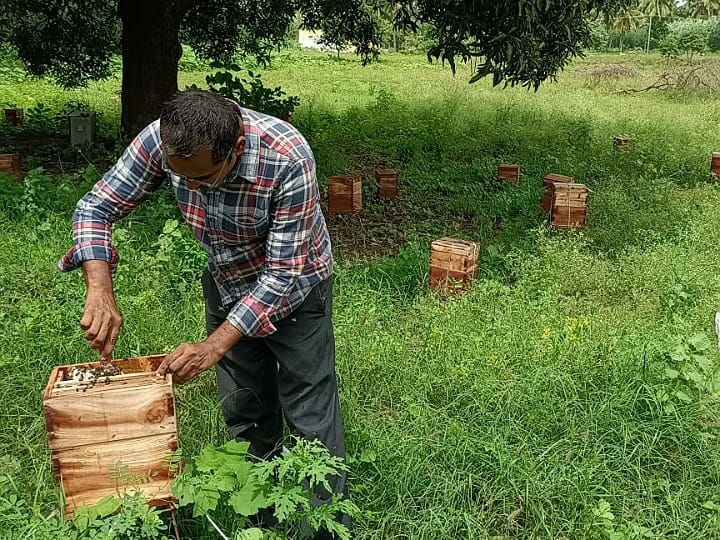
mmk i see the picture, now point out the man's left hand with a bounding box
[157,341,223,384]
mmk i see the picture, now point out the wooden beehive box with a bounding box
[0,153,22,178]
[328,175,362,214]
[376,169,398,199]
[497,164,520,183]
[429,237,479,295]
[613,136,631,152]
[43,355,177,517]
[4,107,24,125]
[541,173,574,212]
[551,182,588,229]
[711,152,720,178]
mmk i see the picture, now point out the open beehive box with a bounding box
[43,354,177,517]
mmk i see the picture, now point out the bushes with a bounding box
[660,19,710,58]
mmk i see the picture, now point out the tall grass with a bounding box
[2,50,720,538]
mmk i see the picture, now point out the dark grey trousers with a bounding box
[203,270,348,522]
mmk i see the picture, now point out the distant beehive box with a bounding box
[551,182,588,229]
[68,111,97,147]
[429,237,479,295]
[4,107,23,125]
[497,164,520,183]
[375,169,398,199]
[43,355,177,517]
[328,175,362,214]
[613,136,632,152]
[0,153,22,178]
[712,152,720,178]
[541,173,574,212]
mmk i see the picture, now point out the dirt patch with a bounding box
[580,63,641,81]
[323,194,477,261]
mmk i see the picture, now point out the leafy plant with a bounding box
[71,493,169,540]
[591,500,654,539]
[173,438,356,540]
[200,63,300,120]
[0,457,171,540]
[151,219,206,296]
[652,333,720,414]
[25,102,55,132]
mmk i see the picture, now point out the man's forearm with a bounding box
[206,320,243,358]
[81,260,113,292]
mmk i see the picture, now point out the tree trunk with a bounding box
[646,15,652,54]
[118,0,182,137]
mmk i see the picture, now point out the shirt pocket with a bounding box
[216,189,269,244]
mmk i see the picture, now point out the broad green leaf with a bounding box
[94,495,121,517]
[228,482,268,516]
[674,390,693,403]
[664,367,680,379]
[689,332,711,352]
[192,486,221,517]
[703,501,720,511]
[235,528,264,540]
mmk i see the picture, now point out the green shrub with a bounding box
[660,19,710,58]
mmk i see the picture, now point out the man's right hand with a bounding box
[80,261,123,360]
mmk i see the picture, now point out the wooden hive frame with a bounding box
[541,173,574,212]
[0,153,22,179]
[328,175,362,214]
[551,182,588,229]
[497,164,520,183]
[43,355,178,517]
[375,169,398,199]
[429,237,480,295]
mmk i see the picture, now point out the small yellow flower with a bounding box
[543,327,554,339]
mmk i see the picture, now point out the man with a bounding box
[58,90,347,536]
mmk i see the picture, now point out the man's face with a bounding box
[166,138,245,190]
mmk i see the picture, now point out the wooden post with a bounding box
[551,183,588,229]
[43,355,178,517]
[4,107,24,125]
[375,169,398,199]
[711,152,720,178]
[429,238,479,296]
[328,176,362,214]
[0,153,22,179]
[497,164,520,183]
[542,173,574,212]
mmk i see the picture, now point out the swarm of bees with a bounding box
[67,363,124,389]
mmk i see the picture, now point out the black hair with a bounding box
[159,90,239,163]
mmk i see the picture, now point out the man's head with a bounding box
[159,90,246,190]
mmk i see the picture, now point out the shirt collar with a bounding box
[227,102,260,184]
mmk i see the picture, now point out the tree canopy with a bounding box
[0,1,636,132]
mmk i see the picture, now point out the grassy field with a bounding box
[2,49,720,538]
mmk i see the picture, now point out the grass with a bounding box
[2,48,720,538]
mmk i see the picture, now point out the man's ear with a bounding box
[235,136,246,153]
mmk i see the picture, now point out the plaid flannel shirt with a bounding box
[58,105,333,338]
